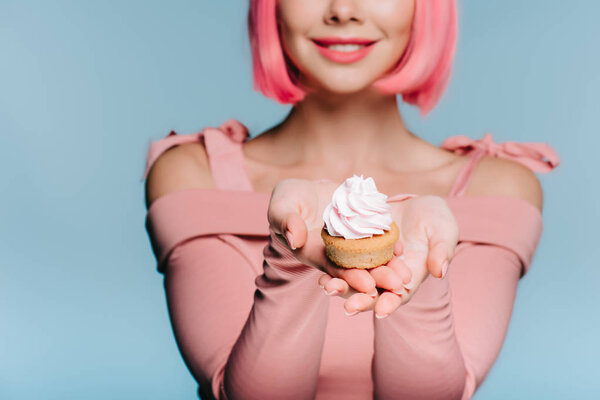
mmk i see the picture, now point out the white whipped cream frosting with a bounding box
[322,174,392,239]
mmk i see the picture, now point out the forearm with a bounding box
[372,241,526,400]
[372,274,466,400]
[222,228,329,400]
[163,231,329,400]
[447,243,522,398]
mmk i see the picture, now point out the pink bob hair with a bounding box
[247,0,457,116]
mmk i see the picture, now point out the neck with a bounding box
[272,87,418,173]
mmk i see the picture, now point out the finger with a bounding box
[318,273,332,288]
[423,208,459,279]
[267,180,311,243]
[367,264,404,293]
[343,292,377,316]
[385,257,412,285]
[393,240,403,256]
[374,291,404,319]
[326,267,377,295]
[284,212,308,249]
[426,237,454,279]
[398,253,428,292]
[323,277,351,297]
[319,274,360,299]
[304,232,377,294]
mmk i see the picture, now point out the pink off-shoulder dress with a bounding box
[142,119,560,400]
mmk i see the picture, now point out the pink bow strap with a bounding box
[441,133,560,173]
[216,119,250,143]
[142,119,249,180]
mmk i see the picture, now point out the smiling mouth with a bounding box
[316,43,370,52]
[310,38,378,63]
[311,39,378,52]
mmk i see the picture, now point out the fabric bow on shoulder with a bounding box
[142,119,249,181]
[441,133,560,173]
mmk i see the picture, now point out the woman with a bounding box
[142,1,560,399]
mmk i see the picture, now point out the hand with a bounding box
[267,178,377,295]
[318,195,459,318]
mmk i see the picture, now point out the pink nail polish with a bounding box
[375,313,389,319]
[344,309,359,316]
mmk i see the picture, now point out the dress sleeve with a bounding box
[372,197,543,400]
[145,189,329,400]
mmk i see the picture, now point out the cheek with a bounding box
[277,0,321,39]
[378,0,415,42]
[277,2,314,57]
[376,1,415,65]
[277,1,325,73]
[277,22,305,72]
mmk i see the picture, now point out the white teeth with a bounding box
[326,44,365,52]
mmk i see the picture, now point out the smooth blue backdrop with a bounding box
[1,1,598,399]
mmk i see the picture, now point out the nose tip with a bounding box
[325,0,362,24]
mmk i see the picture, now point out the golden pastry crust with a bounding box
[320,222,399,269]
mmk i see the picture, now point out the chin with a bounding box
[303,73,378,95]
[324,83,371,95]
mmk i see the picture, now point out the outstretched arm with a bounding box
[372,241,527,400]
[372,261,466,399]
[373,156,546,399]
[164,230,328,400]
[447,242,523,398]
[146,146,330,400]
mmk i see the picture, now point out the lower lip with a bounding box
[313,42,376,64]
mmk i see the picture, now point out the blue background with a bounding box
[1,0,598,398]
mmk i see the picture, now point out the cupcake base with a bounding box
[320,222,399,269]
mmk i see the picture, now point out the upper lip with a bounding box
[311,37,378,46]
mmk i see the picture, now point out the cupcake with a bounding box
[320,174,399,269]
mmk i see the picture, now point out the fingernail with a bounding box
[285,230,295,250]
[441,260,449,279]
[367,288,378,298]
[326,289,339,296]
[392,288,406,296]
[318,283,324,289]
[344,309,359,316]
[375,313,389,319]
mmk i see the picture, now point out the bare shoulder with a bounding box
[466,155,544,212]
[144,142,216,209]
